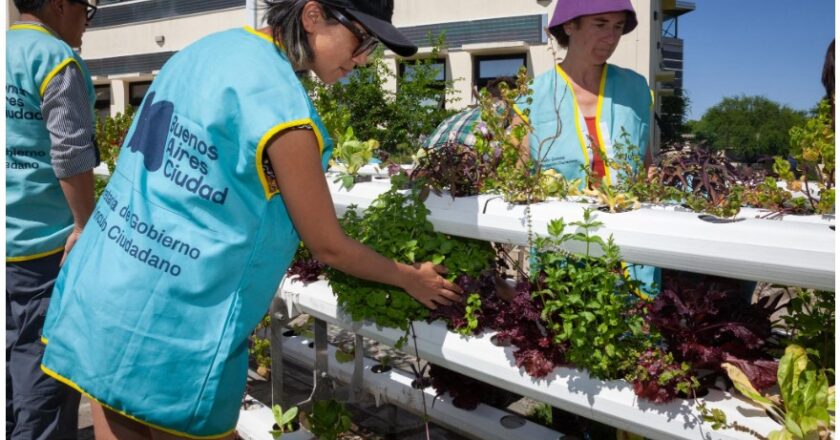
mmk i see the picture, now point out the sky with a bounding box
[679,0,835,120]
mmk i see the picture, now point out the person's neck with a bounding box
[256,26,306,70]
[18,13,45,25]
[559,51,605,90]
[17,13,59,36]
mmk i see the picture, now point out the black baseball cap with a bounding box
[318,0,418,57]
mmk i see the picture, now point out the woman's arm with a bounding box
[509,113,531,165]
[268,128,462,309]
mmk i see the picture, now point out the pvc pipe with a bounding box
[326,180,835,291]
[279,333,566,440]
[278,278,781,440]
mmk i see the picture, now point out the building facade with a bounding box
[7,0,692,146]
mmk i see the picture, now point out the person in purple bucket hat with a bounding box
[514,0,661,296]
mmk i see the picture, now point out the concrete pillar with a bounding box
[110,80,128,117]
[447,51,473,110]
[382,57,398,95]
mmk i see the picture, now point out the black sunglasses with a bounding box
[329,8,379,57]
[70,0,98,22]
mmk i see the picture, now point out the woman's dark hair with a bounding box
[263,0,340,69]
[485,76,516,100]
[822,39,834,102]
[547,19,577,49]
[14,0,48,13]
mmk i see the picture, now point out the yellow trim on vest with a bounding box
[243,25,287,51]
[593,64,613,186]
[39,57,80,97]
[621,261,652,301]
[6,245,64,262]
[39,363,236,439]
[41,336,49,344]
[554,65,591,174]
[511,103,529,125]
[255,118,326,200]
[9,23,52,35]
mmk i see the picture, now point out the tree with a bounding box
[658,91,690,145]
[303,34,457,161]
[692,95,807,163]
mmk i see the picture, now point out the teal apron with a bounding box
[6,23,96,262]
[517,64,660,297]
[41,27,333,438]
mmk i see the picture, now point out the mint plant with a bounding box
[532,210,652,380]
[327,186,495,340]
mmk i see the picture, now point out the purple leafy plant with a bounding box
[645,273,782,390]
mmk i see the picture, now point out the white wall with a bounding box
[80,8,245,59]
[81,0,665,141]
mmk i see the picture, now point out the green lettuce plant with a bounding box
[269,405,299,438]
[330,126,379,190]
[707,344,835,440]
[305,399,352,440]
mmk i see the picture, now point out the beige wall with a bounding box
[79,0,667,147]
[80,8,246,59]
[7,0,20,28]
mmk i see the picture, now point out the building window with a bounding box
[128,81,152,108]
[94,84,111,121]
[399,58,447,108]
[473,54,527,92]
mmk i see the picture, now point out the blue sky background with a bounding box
[679,1,835,120]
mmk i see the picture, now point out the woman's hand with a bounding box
[400,262,464,310]
[269,129,462,310]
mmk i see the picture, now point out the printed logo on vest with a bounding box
[126,91,173,172]
[126,91,229,205]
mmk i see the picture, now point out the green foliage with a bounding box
[305,399,352,440]
[533,209,652,379]
[693,95,807,162]
[93,108,135,198]
[330,126,380,189]
[248,314,272,376]
[477,68,581,204]
[303,35,456,161]
[781,289,835,374]
[270,405,299,438]
[457,293,482,336]
[525,403,553,426]
[95,108,135,173]
[597,130,682,207]
[784,99,835,214]
[327,186,494,339]
[251,336,271,370]
[659,92,690,144]
[720,345,835,440]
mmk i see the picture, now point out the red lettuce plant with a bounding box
[287,244,325,283]
[645,273,782,390]
[411,141,500,197]
[628,347,699,404]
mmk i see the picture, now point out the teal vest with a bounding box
[6,23,96,262]
[42,27,333,438]
[518,64,659,296]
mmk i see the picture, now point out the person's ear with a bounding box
[301,1,323,33]
[562,21,575,37]
[45,0,64,16]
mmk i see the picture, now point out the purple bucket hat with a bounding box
[549,0,638,34]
